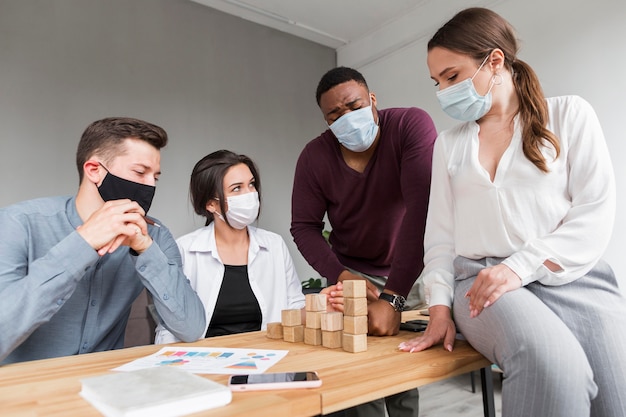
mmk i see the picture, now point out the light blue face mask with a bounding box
[328,101,379,152]
[436,55,495,122]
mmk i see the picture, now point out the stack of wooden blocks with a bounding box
[341,280,368,353]
[305,290,327,347]
[266,280,368,353]
[279,309,304,342]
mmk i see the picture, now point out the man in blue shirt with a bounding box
[0,117,206,364]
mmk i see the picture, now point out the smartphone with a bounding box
[399,319,429,332]
[228,371,322,391]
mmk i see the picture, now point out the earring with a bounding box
[492,73,503,86]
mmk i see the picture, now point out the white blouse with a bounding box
[155,223,305,344]
[423,96,615,308]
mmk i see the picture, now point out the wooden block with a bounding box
[343,280,367,298]
[306,311,322,329]
[283,325,304,343]
[322,330,342,349]
[345,298,368,317]
[343,315,368,335]
[281,309,302,326]
[305,293,327,312]
[304,327,322,345]
[266,322,283,339]
[342,333,367,353]
[320,312,343,331]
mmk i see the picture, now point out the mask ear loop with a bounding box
[471,54,492,80]
[483,72,503,96]
[209,196,234,229]
[206,197,223,226]
[470,53,497,97]
[98,162,110,173]
[483,76,496,96]
[367,93,380,128]
[94,162,110,188]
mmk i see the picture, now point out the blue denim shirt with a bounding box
[0,196,205,364]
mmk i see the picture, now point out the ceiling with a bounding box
[190,0,504,68]
[191,0,429,49]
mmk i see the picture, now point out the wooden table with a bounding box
[0,313,494,416]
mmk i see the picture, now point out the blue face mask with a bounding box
[436,55,495,122]
[328,101,379,152]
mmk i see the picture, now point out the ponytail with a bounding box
[510,60,560,173]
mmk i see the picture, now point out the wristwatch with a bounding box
[379,292,406,312]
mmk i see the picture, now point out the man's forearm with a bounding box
[134,243,206,342]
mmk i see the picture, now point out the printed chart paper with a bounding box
[114,347,288,375]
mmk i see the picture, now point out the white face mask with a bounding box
[216,191,260,229]
[436,54,495,122]
[328,101,379,152]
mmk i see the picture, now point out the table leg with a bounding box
[480,366,496,417]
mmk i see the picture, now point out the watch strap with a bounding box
[379,292,406,312]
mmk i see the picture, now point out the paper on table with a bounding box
[114,347,288,374]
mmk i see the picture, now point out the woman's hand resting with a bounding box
[398,305,456,353]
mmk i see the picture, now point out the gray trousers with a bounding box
[453,256,626,417]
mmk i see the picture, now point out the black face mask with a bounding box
[97,165,156,214]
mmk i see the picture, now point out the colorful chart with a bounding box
[114,347,288,375]
[227,361,257,370]
[157,359,189,366]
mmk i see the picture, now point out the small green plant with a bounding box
[301,277,323,289]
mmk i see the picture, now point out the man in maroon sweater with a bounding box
[290,67,437,417]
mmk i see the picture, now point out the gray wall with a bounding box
[5,0,621,289]
[0,0,334,281]
[348,0,626,289]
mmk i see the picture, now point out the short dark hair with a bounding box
[189,150,262,227]
[315,66,369,106]
[76,117,168,182]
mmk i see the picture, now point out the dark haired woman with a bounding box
[399,8,626,417]
[156,150,342,342]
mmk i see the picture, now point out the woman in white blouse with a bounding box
[156,150,342,343]
[399,7,626,417]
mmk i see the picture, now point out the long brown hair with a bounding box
[429,7,559,172]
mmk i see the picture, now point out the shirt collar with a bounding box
[187,223,270,254]
[66,196,84,230]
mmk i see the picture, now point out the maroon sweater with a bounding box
[291,107,437,297]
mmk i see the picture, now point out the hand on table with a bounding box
[467,263,521,318]
[398,305,456,353]
[367,299,401,336]
[77,199,153,256]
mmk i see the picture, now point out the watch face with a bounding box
[380,293,406,311]
[394,296,406,311]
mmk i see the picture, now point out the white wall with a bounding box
[340,0,626,290]
[0,0,333,282]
